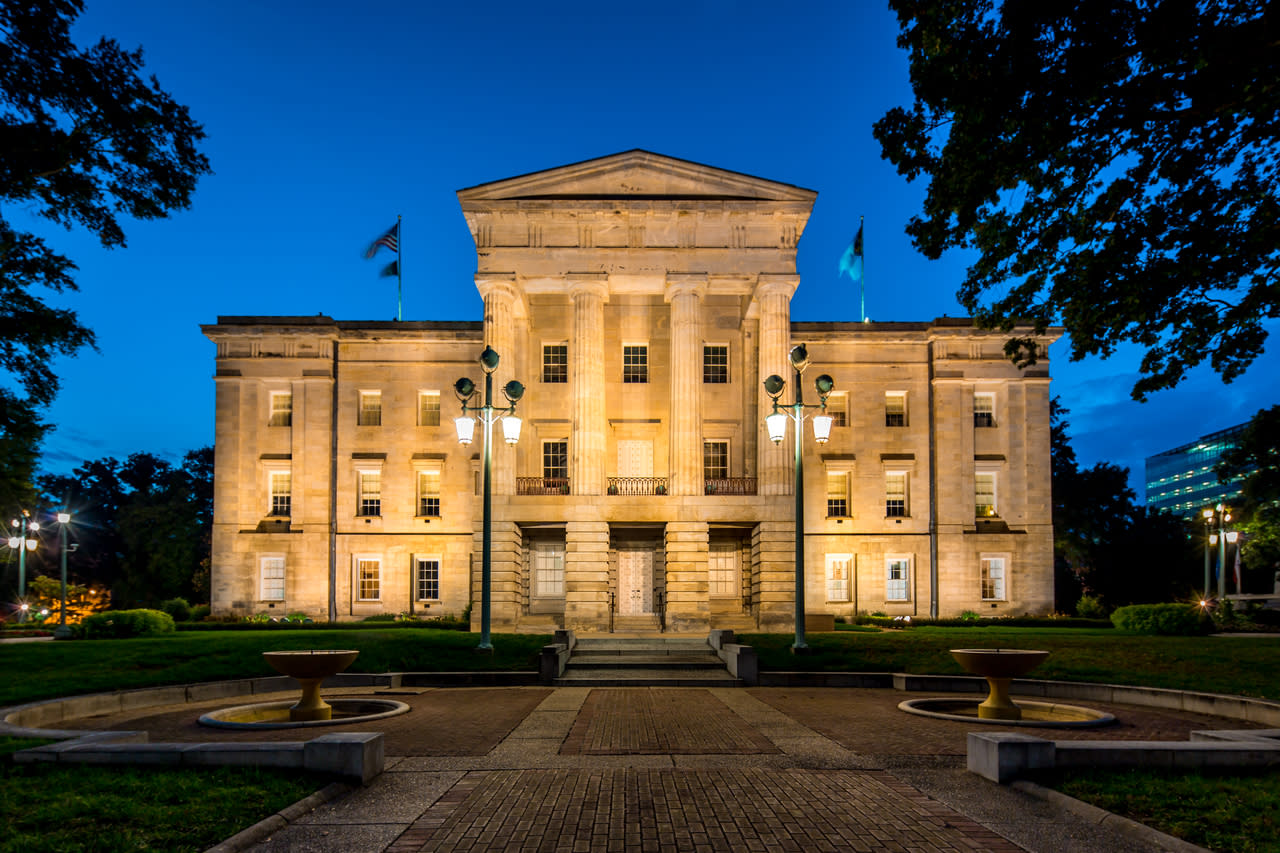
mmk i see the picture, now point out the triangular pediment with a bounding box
[457,150,815,203]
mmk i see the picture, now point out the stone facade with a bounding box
[203,151,1061,631]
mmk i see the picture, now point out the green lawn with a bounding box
[0,628,551,707]
[742,627,1280,700]
[1031,768,1280,853]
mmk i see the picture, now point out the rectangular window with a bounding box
[622,344,648,383]
[358,391,382,426]
[885,392,906,427]
[260,556,285,601]
[826,554,852,602]
[358,470,381,517]
[269,471,291,517]
[709,543,738,597]
[269,392,292,427]
[981,556,1006,600]
[826,472,849,518]
[415,556,440,601]
[543,440,568,481]
[703,440,728,480]
[417,470,440,517]
[418,391,440,426]
[886,556,910,601]
[543,344,568,383]
[703,345,728,384]
[357,557,381,600]
[976,472,997,517]
[826,393,848,427]
[974,393,996,428]
[533,542,565,597]
[886,472,907,517]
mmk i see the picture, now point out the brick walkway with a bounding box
[561,689,779,755]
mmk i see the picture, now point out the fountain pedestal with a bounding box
[263,650,359,722]
[950,649,1048,720]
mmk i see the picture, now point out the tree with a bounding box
[875,1,1278,400]
[0,0,211,508]
[1217,405,1280,576]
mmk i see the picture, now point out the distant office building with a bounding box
[1145,425,1246,518]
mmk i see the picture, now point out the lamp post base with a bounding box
[52,625,73,640]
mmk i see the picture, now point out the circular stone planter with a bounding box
[898,696,1115,728]
[199,698,410,730]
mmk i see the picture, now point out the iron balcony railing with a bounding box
[516,477,571,495]
[703,477,757,496]
[606,477,668,496]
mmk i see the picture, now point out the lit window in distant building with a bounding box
[885,392,906,427]
[418,391,440,426]
[703,345,728,383]
[974,393,996,428]
[543,344,568,383]
[623,344,648,383]
[358,391,382,426]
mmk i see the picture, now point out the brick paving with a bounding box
[387,768,1024,853]
[561,688,780,755]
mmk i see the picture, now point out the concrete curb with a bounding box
[1011,780,1212,853]
[202,781,352,853]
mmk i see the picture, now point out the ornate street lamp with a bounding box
[454,345,524,651]
[7,510,40,623]
[763,343,834,652]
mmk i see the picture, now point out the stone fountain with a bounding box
[951,648,1049,720]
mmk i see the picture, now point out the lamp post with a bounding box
[7,510,40,623]
[53,512,72,639]
[1215,503,1232,601]
[1202,508,1214,597]
[763,344,834,653]
[454,346,524,651]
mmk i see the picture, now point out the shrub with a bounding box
[190,604,212,622]
[160,597,192,622]
[81,609,177,639]
[1075,595,1108,619]
[1110,603,1210,636]
[362,613,397,622]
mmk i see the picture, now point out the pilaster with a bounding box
[753,520,797,632]
[476,274,522,495]
[753,275,797,495]
[665,274,707,496]
[565,520,611,632]
[471,520,523,631]
[664,521,710,632]
[568,274,609,496]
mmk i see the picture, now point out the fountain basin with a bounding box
[262,649,359,722]
[898,697,1115,727]
[199,697,410,729]
[950,648,1049,720]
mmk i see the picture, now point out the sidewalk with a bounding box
[217,687,1204,853]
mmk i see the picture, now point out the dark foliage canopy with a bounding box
[876,0,1279,399]
[1217,405,1280,568]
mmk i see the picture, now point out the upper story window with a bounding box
[885,392,907,427]
[623,344,648,383]
[543,440,568,481]
[826,472,849,518]
[357,470,381,517]
[269,470,291,517]
[704,440,728,480]
[703,345,728,384]
[418,391,440,426]
[358,391,382,426]
[269,391,292,427]
[826,393,848,427]
[975,471,997,517]
[417,469,440,517]
[974,392,996,428]
[543,344,568,383]
[886,472,908,517]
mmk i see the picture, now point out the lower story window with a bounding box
[981,556,1006,601]
[357,556,381,600]
[826,554,852,602]
[260,555,285,601]
[886,556,910,601]
[416,556,440,601]
[709,542,738,597]
[533,541,565,597]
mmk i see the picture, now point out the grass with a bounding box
[741,626,1280,700]
[0,737,330,853]
[1031,768,1280,853]
[0,628,551,707]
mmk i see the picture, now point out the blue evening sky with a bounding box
[28,0,1278,500]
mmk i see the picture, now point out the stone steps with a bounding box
[554,636,741,687]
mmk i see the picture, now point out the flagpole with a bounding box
[859,215,865,323]
[396,214,403,322]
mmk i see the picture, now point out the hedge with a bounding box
[81,609,176,639]
[1110,603,1211,636]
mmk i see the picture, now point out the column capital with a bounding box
[566,273,610,302]
[754,274,799,300]
[664,273,708,302]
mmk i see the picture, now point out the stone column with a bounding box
[568,274,609,496]
[565,520,611,631]
[471,520,522,631]
[476,274,522,495]
[665,521,709,632]
[753,520,797,631]
[666,274,707,496]
[754,275,798,496]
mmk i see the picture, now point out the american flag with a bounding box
[365,222,399,258]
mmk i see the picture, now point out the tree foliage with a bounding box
[37,447,213,607]
[1217,405,1280,571]
[875,0,1279,399]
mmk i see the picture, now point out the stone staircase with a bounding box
[553,635,741,687]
